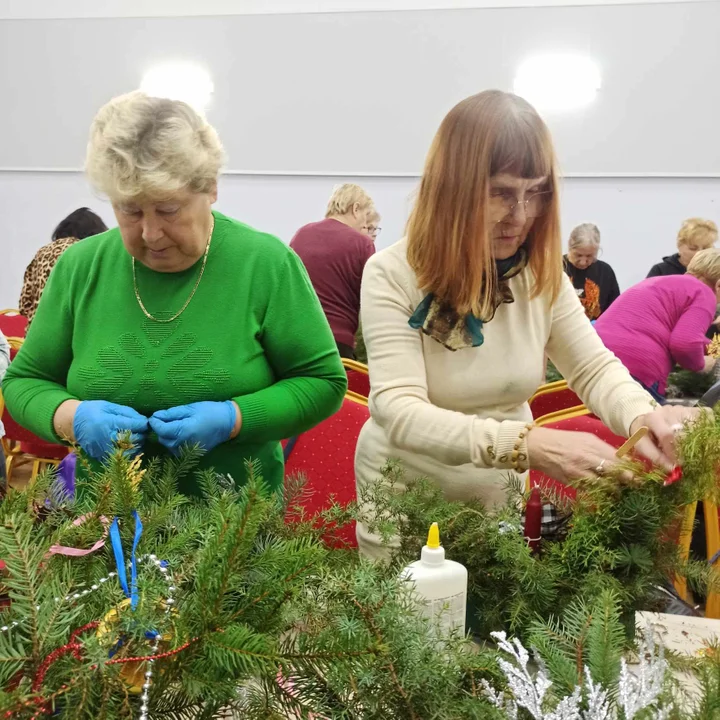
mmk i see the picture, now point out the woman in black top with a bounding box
[647,218,717,277]
[563,223,620,321]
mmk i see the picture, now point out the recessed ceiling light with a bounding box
[513,54,601,113]
[140,62,214,112]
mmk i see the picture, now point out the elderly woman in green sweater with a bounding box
[3,91,346,494]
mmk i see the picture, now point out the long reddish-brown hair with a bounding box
[406,90,563,317]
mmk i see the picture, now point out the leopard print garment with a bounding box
[19,236,78,323]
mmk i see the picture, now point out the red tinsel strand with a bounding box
[105,637,198,665]
[10,629,202,714]
[31,622,99,692]
[69,621,99,642]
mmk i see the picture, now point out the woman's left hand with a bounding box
[630,405,705,470]
[149,401,241,454]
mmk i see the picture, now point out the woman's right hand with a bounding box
[526,426,621,486]
[54,399,149,460]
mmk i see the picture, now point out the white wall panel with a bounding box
[1,0,715,20]
[1,4,719,175]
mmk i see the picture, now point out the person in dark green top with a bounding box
[2,91,346,495]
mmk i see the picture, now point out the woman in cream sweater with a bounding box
[355,90,698,558]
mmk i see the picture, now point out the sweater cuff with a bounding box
[612,393,658,437]
[473,418,530,470]
[234,394,269,443]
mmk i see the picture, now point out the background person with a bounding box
[563,223,620,320]
[354,90,698,558]
[647,218,717,277]
[20,207,108,323]
[3,91,346,495]
[290,184,376,359]
[364,209,382,244]
[594,249,720,403]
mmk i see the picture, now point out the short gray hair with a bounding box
[568,223,601,251]
[86,91,225,201]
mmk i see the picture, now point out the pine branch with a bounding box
[349,596,420,720]
[0,515,45,660]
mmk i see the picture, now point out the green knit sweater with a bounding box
[3,211,346,493]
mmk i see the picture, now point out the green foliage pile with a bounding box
[1,411,720,717]
[357,411,720,642]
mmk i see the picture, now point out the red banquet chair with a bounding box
[529,381,582,421]
[1,341,68,487]
[283,395,370,548]
[342,358,370,400]
[0,310,28,339]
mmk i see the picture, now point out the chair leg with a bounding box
[29,459,41,489]
[704,501,720,618]
[5,453,17,487]
[674,501,697,602]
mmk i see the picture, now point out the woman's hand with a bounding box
[704,355,717,373]
[526,426,623,485]
[62,400,150,460]
[630,405,705,470]
[149,401,241,454]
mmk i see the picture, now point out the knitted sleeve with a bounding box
[668,291,714,371]
[546,275,656,436]
[3,252,78,442]
[233,250,347,443]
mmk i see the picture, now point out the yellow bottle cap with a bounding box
[426,522,441,549]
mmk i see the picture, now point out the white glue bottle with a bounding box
[400,522,468,636]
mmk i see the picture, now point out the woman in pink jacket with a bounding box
[594,248,720,403]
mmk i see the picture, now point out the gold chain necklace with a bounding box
[132,216,215,324]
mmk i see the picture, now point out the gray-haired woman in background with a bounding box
[563,223,620,321]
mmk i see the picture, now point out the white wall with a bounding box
[0,169,717,309]
[2,0,714,19]
[1,5,720,174]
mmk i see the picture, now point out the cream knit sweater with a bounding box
[355,238,656,558]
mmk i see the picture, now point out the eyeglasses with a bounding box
[490,190,553,221]
[367,226,382,238]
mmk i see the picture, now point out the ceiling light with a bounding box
[140,62,214,112]
[513,54,601,113]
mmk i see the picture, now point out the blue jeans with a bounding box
[633,377,666,405]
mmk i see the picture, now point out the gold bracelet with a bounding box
[511,422,534,473]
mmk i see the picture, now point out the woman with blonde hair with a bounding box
[291,183,375,359]
[647,218,718,277]
[3,91,346,494]
[563,223,620,320]
[595,249,720,403]
[355,89,698,557]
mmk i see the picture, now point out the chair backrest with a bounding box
[529,381,582,420]
[529,412,625,502]
[0,311,28,339]
[0,387,68,459]
[342,358,370,399]
[284,395,370,547]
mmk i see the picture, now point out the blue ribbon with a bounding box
[109,511,143,610]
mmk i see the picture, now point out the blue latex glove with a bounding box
[73,401,150,460]
[149,401,237,454]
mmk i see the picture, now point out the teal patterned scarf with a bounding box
[408,248,528,351]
